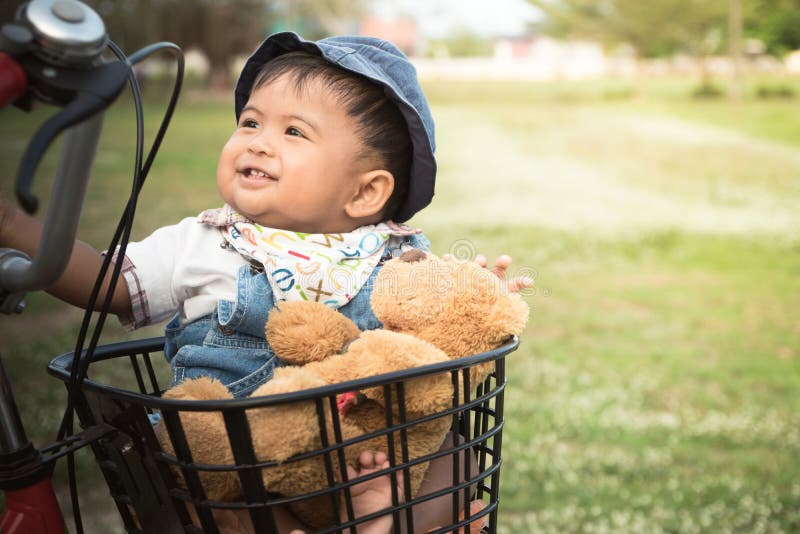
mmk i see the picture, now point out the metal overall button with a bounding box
[219,324,234,336]
[248,259,263,274]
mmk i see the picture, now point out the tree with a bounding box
[528,0,730,94]
[528,0,681,58]
[87,0,268,88]
[10,0,365,87]
[0,3,23,28]
[529,0,733,57]
[273,0,367,38]
[179,0,268,88]
[429,28,494,58]
[746,0,800,56]
[147,0,366,86]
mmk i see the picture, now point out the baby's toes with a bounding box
[358,450,387,470]
[372,451,388,468]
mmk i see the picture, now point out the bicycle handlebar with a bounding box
[13,59,130,213]
[0,0,128,312]
[1,4,184,532]
[0,113,104,296]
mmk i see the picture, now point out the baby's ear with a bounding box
[345,169,394,219]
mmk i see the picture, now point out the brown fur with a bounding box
[159,251,529,529]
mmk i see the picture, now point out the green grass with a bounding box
[497,228,800,531]
[2,75,800,532]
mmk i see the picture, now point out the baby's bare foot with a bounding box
[341,450,402,534]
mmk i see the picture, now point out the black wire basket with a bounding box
[47,336,518,534]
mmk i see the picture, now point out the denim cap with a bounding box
[234,32,436,223]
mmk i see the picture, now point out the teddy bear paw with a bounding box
[265,301,361,364]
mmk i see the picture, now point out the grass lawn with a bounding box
[1,75,799,532]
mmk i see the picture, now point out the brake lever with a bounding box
[0,0,130,308]
[13,58,130,213]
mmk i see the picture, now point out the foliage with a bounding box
[428,28,495,58]
[530,0,724,57]
[755,83,796,99]
[527,0,729,58]
[80,0,364,86]
[746,0,800,56]
[85,0,266,87]
[529,0,800,60]
[268,0,367,39]
[529,0,676,57]
[691,82,725,99]
[0,3,19,27]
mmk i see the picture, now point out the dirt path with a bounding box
[419,106,800,237]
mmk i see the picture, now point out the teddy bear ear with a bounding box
[398,248,428,263]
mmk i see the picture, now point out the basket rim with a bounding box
[47,336,518,410]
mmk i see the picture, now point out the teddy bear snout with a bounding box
[399,249,426,263]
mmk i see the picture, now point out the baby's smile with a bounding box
[239,166,277,185]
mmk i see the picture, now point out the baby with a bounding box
[0,32,527,532]
[1,32,435,397]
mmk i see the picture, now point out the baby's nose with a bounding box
[247,133,275,156]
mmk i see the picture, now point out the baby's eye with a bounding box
[240,118,259,129]
[285,126,305,138]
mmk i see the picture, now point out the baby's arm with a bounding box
[0,192,131,316]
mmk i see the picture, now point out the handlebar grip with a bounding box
[0,52,27,109]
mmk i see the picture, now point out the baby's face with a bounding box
[216,74,370,233]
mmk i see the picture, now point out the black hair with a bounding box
[250,51,412,221]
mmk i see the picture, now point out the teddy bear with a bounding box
[160,248,530,530]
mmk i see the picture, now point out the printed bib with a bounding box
[222,222,391,309]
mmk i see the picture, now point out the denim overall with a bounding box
[163,233,429,397]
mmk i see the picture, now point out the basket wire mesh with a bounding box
[48,336,517,533]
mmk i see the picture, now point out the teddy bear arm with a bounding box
[266,301,361,365]
[159,378,241,501]
[328,331,454,417]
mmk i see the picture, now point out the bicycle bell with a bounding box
[7,0,107,67]
[1,1,127,214]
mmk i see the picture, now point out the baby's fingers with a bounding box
[490,255,512,280]
[444,252,529,292]
[507,276,534,293]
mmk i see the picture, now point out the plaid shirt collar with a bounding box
[197,204,422,236]
[197,205,251,227]
[197,205,421,236]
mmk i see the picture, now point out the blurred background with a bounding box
[1,0,799,532]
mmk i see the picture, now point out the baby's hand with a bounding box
[444,253,533,293]
[0,191,17,244]
[477,254,533,293]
